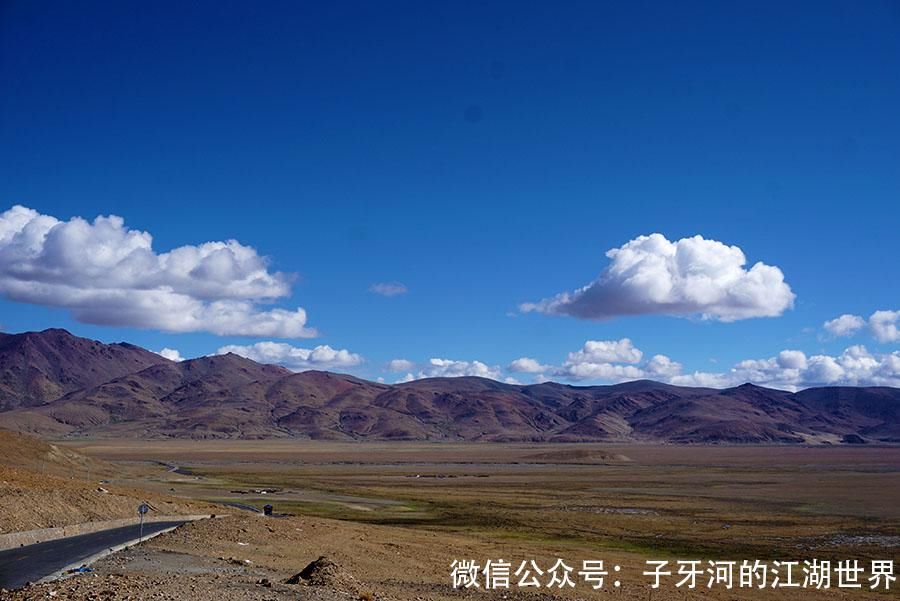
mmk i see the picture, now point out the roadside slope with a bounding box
[0,429,212,533]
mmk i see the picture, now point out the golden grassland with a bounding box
[10,438,891,599]
[64,441,900,563]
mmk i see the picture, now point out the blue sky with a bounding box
[1,1,898,389]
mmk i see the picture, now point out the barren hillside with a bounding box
[1,329,898,444]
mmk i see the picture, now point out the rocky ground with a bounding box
[3,513,602,601]
[7,512,891,601]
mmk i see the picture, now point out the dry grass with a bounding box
[64,441,900,555]
[51,440,900,600]
[0,430,214,531]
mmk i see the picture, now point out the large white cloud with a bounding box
[217,341,363,371]
[822,309,899,343]
[0,205,315,337]
[671,345,900,391]
[521,233,795,322]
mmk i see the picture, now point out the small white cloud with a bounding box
[217,341,363,372]
[643,354,682,378]
[823,314,866,337]
[557,361,646,382]
[386,329,900,389]
[870,310,899,343]
[369,282,408,297]
[522,233,795,322]
[776,349,808,370]
[566,338,643,365]
[824,309,899,343]
[157,347,184,362]
[507,357,550,373]
[387,358,415,372]
[401,358,502,381]
[0,205,316,337]
[555,339,676,383]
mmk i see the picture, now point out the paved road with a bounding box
[0,520,186,590]
[222,501,261,513]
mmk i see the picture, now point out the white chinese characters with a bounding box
[453,558,894,591]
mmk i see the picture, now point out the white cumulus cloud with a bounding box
[557,361,646,382]
[565,338,643,365]
[554,338,680,383]
[550,337,898,389]
[823,314,866,337]
[823,310,899,343]
[393,340,682,385]
[0,205,316,337]
[507,357,551,373]
[157,348,184,362]
[521,233,795,322]
[386,337,898,389]
[777,349,808,370]
[643,354,683,378]
[216,341,363,372]
[399,358,502,382]
[870,310,900,343]
[671,345,900,391]
[386,358,414,372]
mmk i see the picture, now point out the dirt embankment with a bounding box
[0,429,211,533]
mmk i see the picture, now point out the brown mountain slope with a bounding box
[0,330,897,443]
[793,386,900,441]
[6,353,292,438]
[0,328,169,410]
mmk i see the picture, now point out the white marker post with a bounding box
[138,503,149,543]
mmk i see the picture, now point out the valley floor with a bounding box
[5,440,900,600]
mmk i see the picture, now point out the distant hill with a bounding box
[0,329,897,443]
[0,329,169,411]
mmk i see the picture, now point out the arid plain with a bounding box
[31,439,897,601]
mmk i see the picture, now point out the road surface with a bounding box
[0,520,186,590]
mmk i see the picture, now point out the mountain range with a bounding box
[0,329,897,443]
